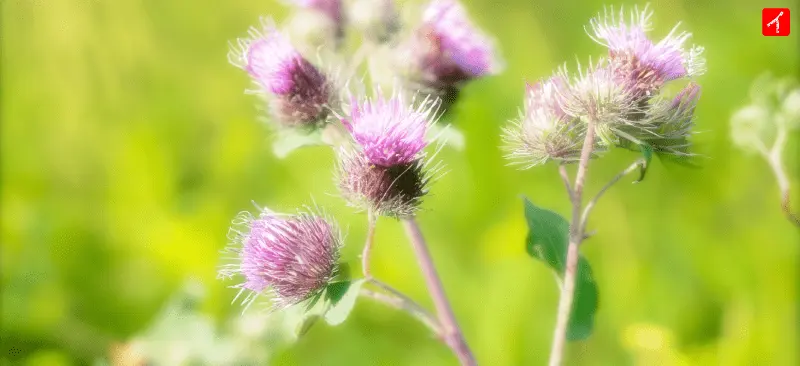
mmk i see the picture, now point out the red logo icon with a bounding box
[763,8,790,36]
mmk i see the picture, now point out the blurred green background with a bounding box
[2,0,799,365]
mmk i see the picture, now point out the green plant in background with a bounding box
[502,4,704,365]
[730,73,800,227]
[5,0,799,364]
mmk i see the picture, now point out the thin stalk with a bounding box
[558,164,574,202]
[579,159,645,235]
[362,278,442,335]
[402,218,477,366]
[759,126,800,228]
[361,210,378,276]
[548,119,596,366]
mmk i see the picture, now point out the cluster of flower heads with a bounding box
[229,0,499,130]
[504,5,705,168]
[222,0,494,309]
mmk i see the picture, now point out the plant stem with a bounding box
[402,218,477,366]
[558,164,574,202]
[579,159,645,234]
[361,278,442,335]
[548,119,596,366]
[759,126,800,228]
[362,210,377,276]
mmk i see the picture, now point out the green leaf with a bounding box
[635,143,653,183]
[323,279,365,326]
[271,128,325,158]
[330,262,352,283]
[523,198,599,341]
[295,314,321,337]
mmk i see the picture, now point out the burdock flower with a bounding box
[587,5,705,98]
[503,78,586,168]
[557,59,640,146]
[634,82,701,155]
[229,19,333,128]
[409,0,500,101]
[219,206,342,310]
[338,90,439,217]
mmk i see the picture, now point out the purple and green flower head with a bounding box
[229,18,333,128]
[587,4,705,97]
[414,0,500,87]
[338,89,441,217]
[219,205,342,310]
[341,89,435,167]
[503,77,586,168]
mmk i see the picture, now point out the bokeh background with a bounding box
[2,0,799,365]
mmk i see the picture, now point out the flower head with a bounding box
[557,59,640,145]
[220,206,342,309]
[503,78,586,168]
[412,0,499,87]
[338,151,430,217]
[588,5,705,97]
[229,20,333,127]
[633,82,701,155]
[341,90,436,167]
[338,90,440,216]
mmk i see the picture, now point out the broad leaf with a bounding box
[323,279,365,326]
[272,128,325,158]
[523,198,599,341]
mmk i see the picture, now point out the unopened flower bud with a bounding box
[503,78,586,168]
[220,206,342,309]
[635,83,701,155]
[557,60,639,146]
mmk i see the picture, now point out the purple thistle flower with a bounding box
[503,78,586,168]
[587,5,705,97]
[337,90,440,216]
[229,19,333,127]
[220,206,342,309]
[341,90,437,167]
[413,0,499,87]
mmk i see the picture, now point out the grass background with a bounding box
[1,0,799,365]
